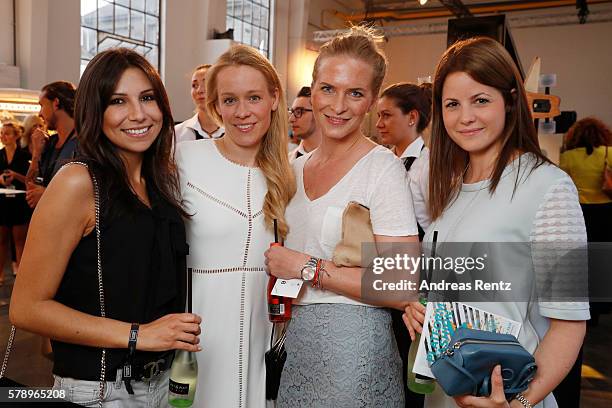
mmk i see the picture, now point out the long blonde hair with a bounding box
[205,44,296,238]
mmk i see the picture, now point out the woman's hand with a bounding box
[453,365,510,408]
[1,171,13,186]
[3,170,24,184]
[402,301,426,341]
[264,245,309,280]
[26,182,45,208]
[138,313,202,352]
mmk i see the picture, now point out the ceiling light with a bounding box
[419,0,428,5]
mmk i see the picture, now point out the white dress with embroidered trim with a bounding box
[176,139,272,408]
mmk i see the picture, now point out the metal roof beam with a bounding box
[439,0,474,18]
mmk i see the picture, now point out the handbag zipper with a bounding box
[444,339,521,356]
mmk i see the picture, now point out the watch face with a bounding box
[301,266,316,281]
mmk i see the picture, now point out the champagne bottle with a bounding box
[407,297,435,394]
[168,349,198,407]
[169,267,199,407]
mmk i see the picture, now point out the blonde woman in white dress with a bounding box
[176,44,295,408]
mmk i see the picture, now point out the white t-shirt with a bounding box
[175,113,225,144]
[285,145,419,306]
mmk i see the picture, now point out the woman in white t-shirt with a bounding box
[264,26,419,407]
[404,37,589,408]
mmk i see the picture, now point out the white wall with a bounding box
[15,0,80,90]
[377,8,612,161]
[163,0,233,122]
[0,0,14,65]
[6,0,229,122]
[382,10,612,128]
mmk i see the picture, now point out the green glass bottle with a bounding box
[168,349,198,407]
[407,297,435,394]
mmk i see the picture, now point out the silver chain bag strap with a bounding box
[0,161,107,407]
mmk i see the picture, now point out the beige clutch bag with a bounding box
[331,201,375,267]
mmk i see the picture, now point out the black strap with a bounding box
[187,268,192,313]
[402,143,426,172]
[295,151,304,159]
[193,127,222,140]
[403,156,417,171]
[123,323,140,394]
[193,128,204,140]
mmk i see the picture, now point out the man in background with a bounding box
[288,86,321,162]
[26,81,78,208]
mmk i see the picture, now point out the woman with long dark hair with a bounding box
[10,48,201,407]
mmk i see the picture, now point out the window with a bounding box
[80,0,161,76]
[226,0,271,58]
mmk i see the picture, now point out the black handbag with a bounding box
[265,324,287,400]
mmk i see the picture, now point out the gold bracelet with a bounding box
[514,393,533,408]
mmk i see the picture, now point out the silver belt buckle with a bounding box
[142,358,165,381]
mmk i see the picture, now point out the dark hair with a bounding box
[41,81,77,118]
[429,37,550,220]
[297,86,311,98]
[380,82,432,133]
[75,48,186,218]
[564,117,612,155]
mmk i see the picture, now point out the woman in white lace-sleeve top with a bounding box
[403,37,589,408]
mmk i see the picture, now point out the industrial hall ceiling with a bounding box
[337,0,612,22]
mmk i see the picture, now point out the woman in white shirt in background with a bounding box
[174,64,225,144]
[376,81,433,234]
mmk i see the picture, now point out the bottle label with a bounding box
[415,373,434,384]
[169,379,190,395]
[268,303,285,316]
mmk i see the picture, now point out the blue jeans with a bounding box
[53,369,170,407]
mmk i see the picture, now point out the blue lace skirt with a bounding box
[278,303,404,407]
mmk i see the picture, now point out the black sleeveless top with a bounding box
[52,180,188,381]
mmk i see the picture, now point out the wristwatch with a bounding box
[300,257,319,281]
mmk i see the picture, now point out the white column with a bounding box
[163,0,230,122]
[15,0,79,90]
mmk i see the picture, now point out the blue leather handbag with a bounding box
[430,327,537,400]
